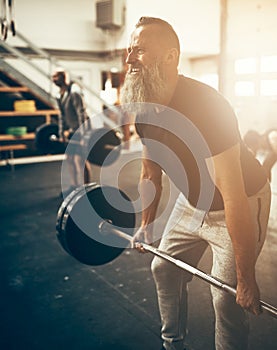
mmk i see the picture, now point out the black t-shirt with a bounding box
[135,75,267,211]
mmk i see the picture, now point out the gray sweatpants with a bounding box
[151,182,271,350]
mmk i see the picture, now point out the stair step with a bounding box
[0,109,59,117]
[0,144,27,151]
[0,86,29,92]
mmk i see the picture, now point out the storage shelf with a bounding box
[0,133,35,141]
[0,109,60,117]
[0,144,27,151]
[0,69,59,159]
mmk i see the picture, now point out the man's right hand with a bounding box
[131,226,153,253]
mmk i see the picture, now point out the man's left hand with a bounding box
[236,279,262,315]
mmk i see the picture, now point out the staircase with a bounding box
[0,59,60,158]
[0,30,119,162]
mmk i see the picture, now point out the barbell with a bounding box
[35,123,122,166]
[56,183,277,319]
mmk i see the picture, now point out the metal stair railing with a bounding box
[0,30,121,128]
[0,57,57,107]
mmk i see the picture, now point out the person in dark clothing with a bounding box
[120,17,271,350]
[52,70,92,196]
[244,129,277,181]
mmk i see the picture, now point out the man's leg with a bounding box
[84,160,92,184]
[208,230,248,350]
[73,155,92,185]
[202,183,271,350]
[152,194,208,350]
[66,154,78,186]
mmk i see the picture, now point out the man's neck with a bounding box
[60,84,68,96]
[163,72,179,106]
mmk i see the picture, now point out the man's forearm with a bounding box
[224,197,256,283]
[139,177,162,228]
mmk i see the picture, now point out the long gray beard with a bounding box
[120,63,167,113]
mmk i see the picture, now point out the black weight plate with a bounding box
[56,182,98,239]
[56,184,135,265]
[86,127,121,166]
[35,123,66,154]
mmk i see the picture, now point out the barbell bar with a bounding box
[56,183,277,319]
[35,123,122,166]
[99,220,277,318]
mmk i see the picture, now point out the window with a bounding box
[234,56,277,97]
[199,74,219,90]
[235,81,255,96]
[260,80,277,96]
[235,58,257,74]
[261,55,277,73]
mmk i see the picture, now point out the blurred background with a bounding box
[1,0,277,148]
[0,2,276,349]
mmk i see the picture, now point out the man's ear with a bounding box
[164,48,179,65]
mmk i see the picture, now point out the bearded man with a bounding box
[120,16,271,350]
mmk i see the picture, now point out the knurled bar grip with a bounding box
[99,221,277,319]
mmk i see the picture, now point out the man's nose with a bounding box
[126,50,136,64]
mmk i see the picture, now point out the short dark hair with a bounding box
[54,70,66,79]
[135,16,180,55]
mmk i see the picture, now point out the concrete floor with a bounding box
[0,147,276,350]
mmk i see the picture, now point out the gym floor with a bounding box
[0,145,276,350]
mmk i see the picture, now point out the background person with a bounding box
[244,129,277,181]
[52,70,92,197]
[121,17,271,350]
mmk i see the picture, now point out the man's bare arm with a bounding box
[206,142,261,315]
[133,145,163,247]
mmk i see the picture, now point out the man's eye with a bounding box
[137,49,144,55]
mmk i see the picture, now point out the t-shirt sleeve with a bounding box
[194,88,241,156]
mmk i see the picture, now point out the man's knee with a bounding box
[151,256,193,284]
[151,256,166,278]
